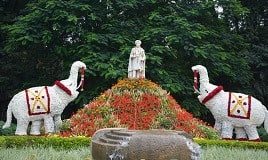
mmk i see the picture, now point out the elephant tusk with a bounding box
[76,67,85,91]
[76,80,82,90]
[193,87,201,95]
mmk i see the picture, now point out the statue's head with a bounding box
[135,40,142,47]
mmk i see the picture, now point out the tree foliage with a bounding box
[239,0,268,105]
[1,0,265,123]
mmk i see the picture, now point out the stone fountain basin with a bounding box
[91,128,201,160]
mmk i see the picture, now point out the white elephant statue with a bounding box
[191,65,268,141]
[2,61,86,135]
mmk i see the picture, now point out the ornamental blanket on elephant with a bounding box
[228,92,251,119]
[25,86,51,115]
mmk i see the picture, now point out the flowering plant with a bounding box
[60,78,219,139]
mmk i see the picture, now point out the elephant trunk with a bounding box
[67,62,85,91]
[68,68,79,89]
[192,65,210,85]
[198,69,209,84]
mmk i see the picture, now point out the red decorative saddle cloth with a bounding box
[25,86,50,115]
[228,92,251,119]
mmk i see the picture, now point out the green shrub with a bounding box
[197,124,220,140]
[258,127,268,142]
[2,135,268,151]
[38,136,91,149]
[0,121,16,136]
[194,138,268,151]
[2,136,91,149]
[59,119,71,132]
[4,136,30,148]
[0,137,6,148]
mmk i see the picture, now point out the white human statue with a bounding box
[128,40,146,79]
[2,61,86,135]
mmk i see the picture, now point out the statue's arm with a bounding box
[140,50,146,61]
[129,48,136,58]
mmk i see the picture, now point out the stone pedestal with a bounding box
[91,128,201,160]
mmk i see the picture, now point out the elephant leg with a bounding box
[214,121,222,132]
[30,120,42,135]
[54,115,62,133]
[131,70,137,78]
[44,116,55,134]
[221,121,233,140]
[15,119,29,135]
[234,127,247,140]
[244,125,261,141]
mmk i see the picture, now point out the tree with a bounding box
[0,0,30,119]
[1,0,253,123]
[239,0,268,106]
[216,0,268,106]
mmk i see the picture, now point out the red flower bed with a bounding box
[60,78,219,138]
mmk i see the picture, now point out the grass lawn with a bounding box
[201,146,268,160]
[0,146,267,160]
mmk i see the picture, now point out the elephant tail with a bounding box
[264,109,268,133]
[2,104,12,129]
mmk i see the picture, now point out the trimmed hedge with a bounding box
[1,136,268,151]
[0,136,6,148]
[2,136,91,149]
[194,138,268,151]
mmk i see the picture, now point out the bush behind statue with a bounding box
[0,121,16,136]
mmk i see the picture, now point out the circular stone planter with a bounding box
[91,128,201,160]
